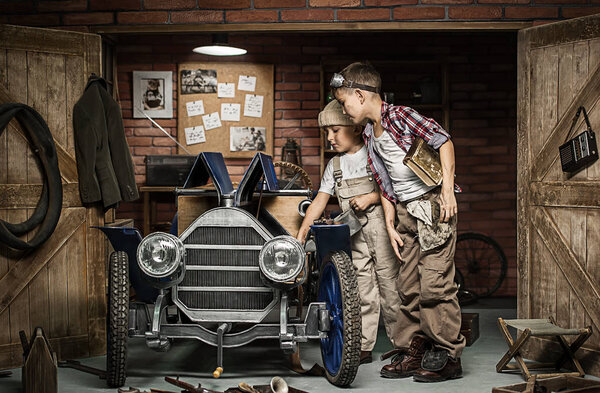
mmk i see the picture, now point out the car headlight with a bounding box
[259,235,305,283]
[137,232,185,278]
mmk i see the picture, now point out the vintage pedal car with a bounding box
[100,152,361,388]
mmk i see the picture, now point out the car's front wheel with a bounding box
[318,250,361,387]
[106,251,129,387]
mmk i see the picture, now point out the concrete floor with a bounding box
[0,297,582,393]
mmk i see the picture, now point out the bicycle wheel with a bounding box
[454,232,507,298]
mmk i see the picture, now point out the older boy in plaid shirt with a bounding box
[330,62,465,382]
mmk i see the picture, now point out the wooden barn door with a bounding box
[0,25,106,369]
[518,14,600,374]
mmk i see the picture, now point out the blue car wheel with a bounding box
[317,250,361,387]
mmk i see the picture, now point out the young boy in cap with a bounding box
[329,62,465,382]
[296,100,404,365]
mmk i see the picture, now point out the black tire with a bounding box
[455,232,508,298]
[106,251,129,388]
[317,251,361,387]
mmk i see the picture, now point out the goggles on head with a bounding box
[329,73,379,93]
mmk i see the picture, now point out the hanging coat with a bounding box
[73,75,139,208]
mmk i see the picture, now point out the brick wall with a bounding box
[113,31,518,296]
[2,0,600,28]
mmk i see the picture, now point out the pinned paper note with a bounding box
[238,75,256,92]
[186,100,205,117]
[221,103,241,122]
[184,125,206,145]
[244,94,263,118]
[202,112,222,130]
[218,83,235,98]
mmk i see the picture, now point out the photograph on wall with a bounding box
[133,71,173,118]
[180,69,217,94]
[230,126,266,152]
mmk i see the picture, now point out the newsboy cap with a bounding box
[318,100,354,127]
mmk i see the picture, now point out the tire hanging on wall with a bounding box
[0,103,62,250]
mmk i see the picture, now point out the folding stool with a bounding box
[496,316,592,380]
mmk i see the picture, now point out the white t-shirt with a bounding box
[372,130,436,202]
[319,145,369,196]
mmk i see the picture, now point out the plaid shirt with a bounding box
[363,102,460,203]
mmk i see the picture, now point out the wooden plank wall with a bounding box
[518,15,600,375]
[0,26,105,369]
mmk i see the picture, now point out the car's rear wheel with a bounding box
[318,250,361,387]
[106,251,129,388]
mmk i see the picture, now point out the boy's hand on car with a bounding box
[296,226,309,244]
[386,225,404,262]
[440,187,458,223]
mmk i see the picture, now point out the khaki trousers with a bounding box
[351,207,403,351]
[394,189,466,358]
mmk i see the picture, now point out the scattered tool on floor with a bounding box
[58,359,106,379]
[238,382,260,393]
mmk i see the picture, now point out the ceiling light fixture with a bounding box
[193,34,247,56]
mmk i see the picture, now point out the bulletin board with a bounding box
[177,62,274,158]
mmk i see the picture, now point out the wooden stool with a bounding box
[496,317,592,380]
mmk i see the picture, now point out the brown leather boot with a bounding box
[360,350,373,365]
[413,353,463,382]
[380,336,430,378]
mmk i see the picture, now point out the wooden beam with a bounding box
[516,28,532,321]
[0,183,82,208]
[529,62,600,182]
[0,24,88,56]
[526,14,600,49]
[0,82,79,183]
[530,181,600,208]
[91,21,531,35]
[531,207,600,332]
[0,207,86,316]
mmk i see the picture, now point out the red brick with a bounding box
[9,14,61,26]
[302,119,319,127]
[275,120,301,128]
[134,147,173,156]
[282,110,319,119]
[171,10,223,23]
[226,10,278,22]
[118,11,169,24]
[422,0,472,3]
[255,0,305,8]
[338,8,390,20]
[505,6,558,19]
[90,0,140,10]
[276,64,302,73]
[144,0,196,9]
[38,0,87,12]
[63,12,114,25]
[276,82,302,91]
[561,7,600,18]
[280,9,334,21]
[0,1,34,13]
[302,101,321,109]
[309,0,360,6]
[449,6,502,19]
[302,82,321,91]
[128,137,153,146]
[393,6,445,20]
[284,73,319,82]
[153,137,176,146]
[275,101,301,110]
[283,91,319,100]
[197,0,250,8]
[365,0,417,5]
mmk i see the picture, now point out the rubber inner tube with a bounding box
[0,103,63,250]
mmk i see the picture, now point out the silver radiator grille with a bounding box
[181,270,263,287]
[183,226,264,245]
[174,207,276,323]
[178,291,273,311]
[185,249,260,267]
